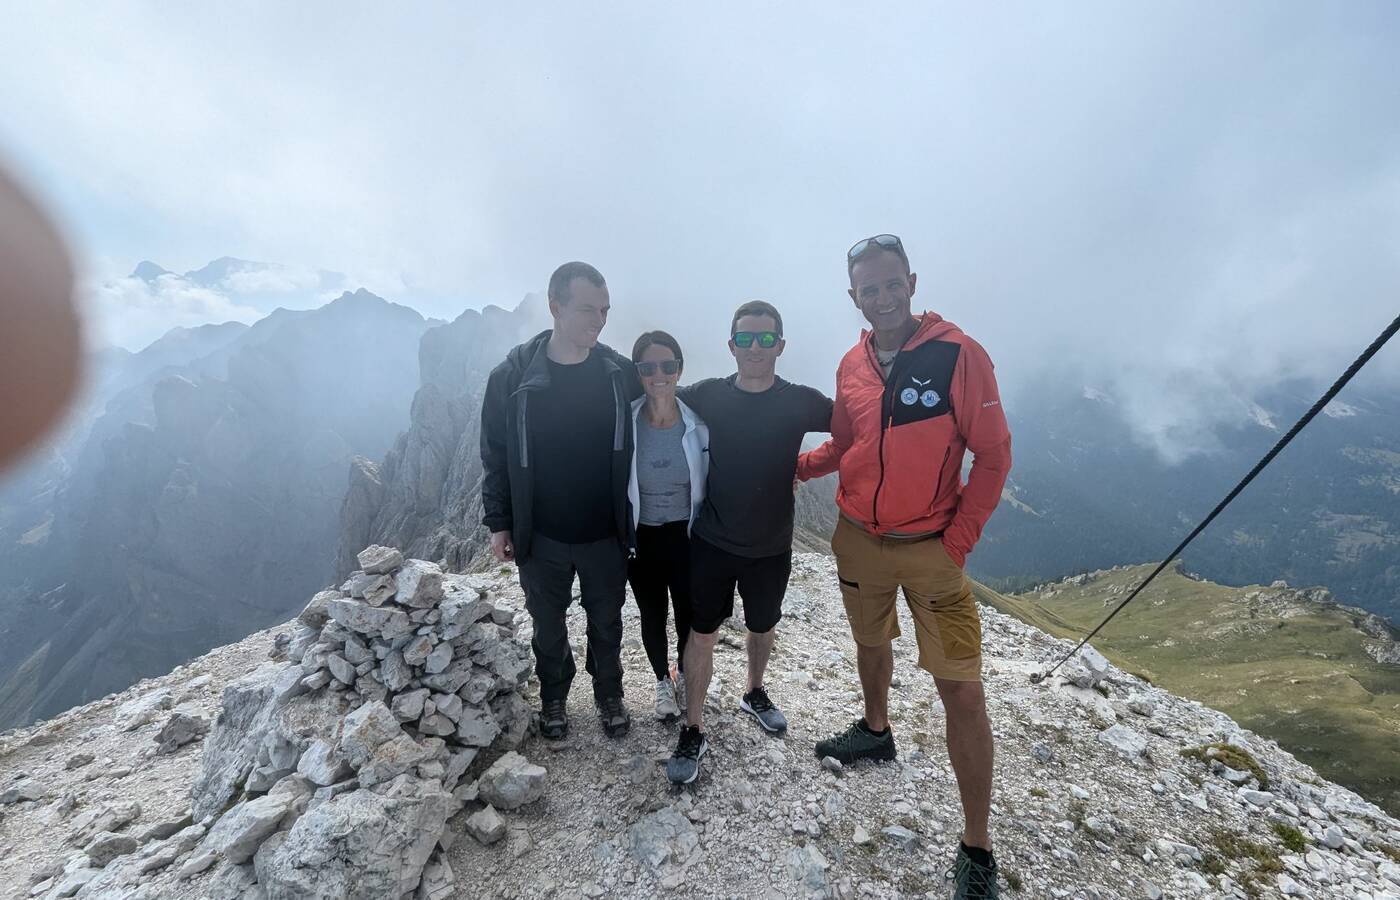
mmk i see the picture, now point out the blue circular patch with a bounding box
[921,390,940,408]
[900,387,918,406]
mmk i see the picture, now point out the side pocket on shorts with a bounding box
[835,575,866,638]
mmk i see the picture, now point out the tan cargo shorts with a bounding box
[830,516,982,681]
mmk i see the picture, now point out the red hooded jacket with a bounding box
[798,313,1011,566]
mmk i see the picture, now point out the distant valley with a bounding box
[982,564,1400,815]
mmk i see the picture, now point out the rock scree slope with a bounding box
[2,551,1399,899]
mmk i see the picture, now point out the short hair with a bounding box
[547,261,606,306]
[730,300,783,337]
[632,330,684,366]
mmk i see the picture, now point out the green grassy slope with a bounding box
[974,565,1400,815]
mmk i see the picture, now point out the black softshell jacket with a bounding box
[479,330,642,562]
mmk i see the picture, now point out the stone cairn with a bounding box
[180,545,543,900]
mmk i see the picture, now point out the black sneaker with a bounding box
[539,698,569,740]
[666,725,708,784]
[947,843,999,900]
[814,718,897,764]
[596,694,631,738]
[739,686,787,733]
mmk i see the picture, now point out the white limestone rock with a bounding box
[477,751,546,810]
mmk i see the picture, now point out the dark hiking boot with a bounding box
[739,686,787,734]
[596,694,631,738]
[539,698,569,740]
[814,718,897,765]
[947,842,999,899]
[667,725,708,784]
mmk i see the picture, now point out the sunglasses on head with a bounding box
[732,331,780,349]
[847,233,905,263]
[636,359,681,376]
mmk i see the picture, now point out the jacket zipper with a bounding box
[611,376,625,452]
[517,391,530,468]
[871,384,894,529]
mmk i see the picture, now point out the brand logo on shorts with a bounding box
[900,387,918,405]
[921,390,940,407]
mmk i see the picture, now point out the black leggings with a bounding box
[626,520,693,681]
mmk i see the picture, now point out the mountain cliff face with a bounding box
[0,291,430,730]
[333,298,544,578]
[333,299,841,575]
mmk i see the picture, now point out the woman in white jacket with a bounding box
[627,331,709,721]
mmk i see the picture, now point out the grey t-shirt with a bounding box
[636,418,691,525]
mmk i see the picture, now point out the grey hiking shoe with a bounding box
[814,718,897,765]
[947,843,999,899]
[740,686,787,734]
[596,694,631,738]
[667,725,708,784]
[539,698,568,741]
[655,677,680,721]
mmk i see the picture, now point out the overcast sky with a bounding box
[2,2,1397,458]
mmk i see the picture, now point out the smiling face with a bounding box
[729,312,785,380]
[849,248,917,333]
[638,342,681,405]
[550,277,610,350]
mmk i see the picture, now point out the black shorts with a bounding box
[689,534,792,635]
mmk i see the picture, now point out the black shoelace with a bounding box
[828,720,869,750]
[542,699,567,722]
[946,848,998,899]
[745,687,775,712]
[676,727,704,759]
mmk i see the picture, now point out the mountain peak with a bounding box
[130,260,171,281]
[182,256,264,287]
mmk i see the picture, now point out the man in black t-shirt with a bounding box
[480,262,643,740]
[666,300,833,784]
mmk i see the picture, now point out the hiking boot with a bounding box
[739,686,787,734]
[947,843,999,900]
[596,694,631,738]
[666,725,708,784]
[655,677,680,722]
[814,718,897,765]
[539,698,569,741]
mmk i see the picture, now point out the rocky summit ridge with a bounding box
[2,552,1399,900]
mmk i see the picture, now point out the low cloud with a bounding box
[0,2,1395,463]
[86,274,263,351]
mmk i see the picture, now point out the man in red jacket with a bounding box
[798,234,1011,898]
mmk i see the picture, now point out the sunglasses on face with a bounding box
[636,359,681,376]
[847,233,905,262]
[732,331,780,349]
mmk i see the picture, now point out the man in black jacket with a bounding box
[480,261,643,739]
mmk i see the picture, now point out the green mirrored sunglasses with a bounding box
[732,331,779,349]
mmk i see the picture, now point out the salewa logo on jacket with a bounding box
[797,313,1012,566]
